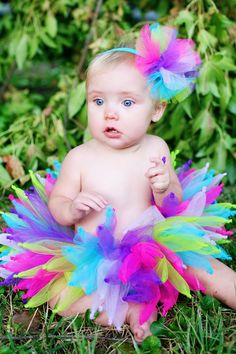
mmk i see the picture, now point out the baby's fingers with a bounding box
[149,156,163,166]
[145,166,165,178]
[152,181,169,192]
[80,193,108,209]
[77,198,104,212]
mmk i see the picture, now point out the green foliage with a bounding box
[154,1,236,184]
[0,0,235,192]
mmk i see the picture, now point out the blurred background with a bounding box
[0,0,235,195]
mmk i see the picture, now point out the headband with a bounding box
[103,23,201,103]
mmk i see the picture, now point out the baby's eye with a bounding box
[122,99,134,107]
[94,98,104,106]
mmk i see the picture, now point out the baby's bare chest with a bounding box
[80,155,152,207]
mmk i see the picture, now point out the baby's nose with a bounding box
[105,110,118,120]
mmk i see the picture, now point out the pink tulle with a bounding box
[119,242,164,283]
[3,251,53,273]
[136,24,160,71]
[206,184,224,206]
[45,173,56,196]
[14,269,58,299]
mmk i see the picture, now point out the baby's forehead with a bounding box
[86,58,148,94]
[87,59,134,80]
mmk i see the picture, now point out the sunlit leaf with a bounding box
[0,163,12,187]
[212,54,236,71]
[212,139,227,171]
[198,60,225,95]
[16,34,28,69]
[46,13,58,38]
[68,82,86,119]
[29,35,39,58]
[181,97,192,118]
[39,31,57,48]
[219,79,231,111]
[228,94,236,114]
[174,10,195,37]
[197,29,217,53]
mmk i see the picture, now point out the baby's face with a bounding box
[86,60,156,150]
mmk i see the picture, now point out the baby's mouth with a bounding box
[104,126,122,138]
[104,127,120,133]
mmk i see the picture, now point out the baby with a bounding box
[48,24,236,342]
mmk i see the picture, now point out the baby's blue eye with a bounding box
[122,99,134,107]
[95,98,104,106]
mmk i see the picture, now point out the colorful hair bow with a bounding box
[103,23,201,102]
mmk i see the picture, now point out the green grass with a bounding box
[0,187,236,353]
[0,290,235,353]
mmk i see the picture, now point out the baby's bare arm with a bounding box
[146,137,182,207]
[48,148,83,225]
[48,148,107,225]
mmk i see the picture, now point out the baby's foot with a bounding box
[126,303,157,343]
[94,312,109,326]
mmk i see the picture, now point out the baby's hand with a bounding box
[70,192,108,221]
[145,156,170,194]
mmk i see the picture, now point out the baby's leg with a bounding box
[188,258,236,309]
[50,290,157,341]
[49,290,110,325]
[49,289,94,317]
[126,303,157,343]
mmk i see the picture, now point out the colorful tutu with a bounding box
[0,161,235,329]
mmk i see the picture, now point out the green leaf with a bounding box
[46,13,58,38]
[0,164,12,187]
[227,154,236,185]
[198,60,225,95]
[68,82,86,119]
[83,127,92,143]
[141,335,161,351]
[212,54,236,71]
[15,34,28,69]
[175,10,195,37]
[199,111,216,146]
[222,132,233,150]
[228,94,236,114]
[9,36,19,57]
[193,110,206,133]
[79,104,88,127]
[208,81,220,98]
[150,318,166,336]
[219,79,231,111]
[197,29,217,53]
[212,139,227,171]
[181,97,192,118]
[39,31,57,48]
[29,35,39,58]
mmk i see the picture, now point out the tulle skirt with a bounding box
[0,161,235,329]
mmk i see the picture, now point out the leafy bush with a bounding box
[0,0,235,191]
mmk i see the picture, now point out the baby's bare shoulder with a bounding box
[146,134,169,151]
[64,142,93,164]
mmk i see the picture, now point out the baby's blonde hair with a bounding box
[86,51,135,84]
[86,37,136,84]
[86,38,162,107]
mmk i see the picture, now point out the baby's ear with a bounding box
[152,102,167,122]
